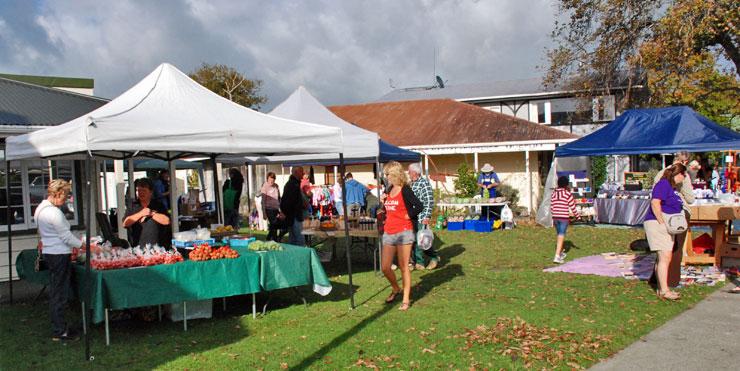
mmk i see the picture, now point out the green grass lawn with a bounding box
[0,225,719,369]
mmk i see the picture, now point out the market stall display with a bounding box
[16,241,332,345]
[593,190,651,226]
[684,203,740,266]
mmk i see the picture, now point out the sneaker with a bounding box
[560,252,567,260]
[426,260,438,270]
[553,256,564,264]
[408,263,415,271]
[414,263,425,271]
[52,328,80,342]
[391,264,398,270]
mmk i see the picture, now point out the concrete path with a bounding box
[591,282,740,370]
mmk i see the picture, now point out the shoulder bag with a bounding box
[662,212,688,235]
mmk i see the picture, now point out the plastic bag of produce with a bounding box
[417,225,434,250]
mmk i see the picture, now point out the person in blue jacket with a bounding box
[477,163,500,220]
[344,173,368,215]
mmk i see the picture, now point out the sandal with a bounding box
[385,290,401,303]
[729,287,740,294]
[657,290,681,301]
[398,302,410,311]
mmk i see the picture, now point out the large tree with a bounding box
[189,63,267,110]
[545,0,739,126]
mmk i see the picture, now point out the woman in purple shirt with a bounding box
[643,163,687,301]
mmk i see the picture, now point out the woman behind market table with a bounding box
[380,161,422,311]
[261,172,283,242]
[35,179,83,341]
[477,163,500,220]
[124,178,171,247]
[644,163,687,301]
[223,168,244,230]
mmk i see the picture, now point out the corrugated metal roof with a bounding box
[377,77,557,103]
[0,76,107,126]
[377,72,640,103]
[0,73,94,89]
[329,99,578,147]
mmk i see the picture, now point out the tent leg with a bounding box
[168,158,179,234]
[339,154,354,309]
[6,161,13,304]
[211,156,222,224]
[375,159,383,276]
[84,158,93,361]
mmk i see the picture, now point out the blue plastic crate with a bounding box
[464,220,477,230]
[171,238,216,248]
[227,237,256,248]
[474,220,493,233]
[447,221,464,231]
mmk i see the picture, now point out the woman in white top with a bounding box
[35,179,83,341]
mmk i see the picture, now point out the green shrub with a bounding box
[453,163,478,198]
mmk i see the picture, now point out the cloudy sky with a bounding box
[0,0,557,110]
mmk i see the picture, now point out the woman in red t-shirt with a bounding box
[380,161,422,311]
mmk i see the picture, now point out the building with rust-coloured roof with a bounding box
[329,99,579,214]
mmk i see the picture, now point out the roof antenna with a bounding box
[433,47,445,88]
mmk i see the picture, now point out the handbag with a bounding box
[663,212,688,235]
[35,241,47,272]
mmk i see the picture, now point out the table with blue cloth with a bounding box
[15,243,332,345]
[593,198,651,226]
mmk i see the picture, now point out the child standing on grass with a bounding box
[550,176,580,264]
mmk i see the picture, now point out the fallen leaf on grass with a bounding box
[280,362,288,369]
[422,348,436,354]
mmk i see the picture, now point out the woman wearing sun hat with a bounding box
[477,163,500,220]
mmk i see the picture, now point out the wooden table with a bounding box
[302,228,381,270]
[684,204,740,266]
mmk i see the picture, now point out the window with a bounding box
[536,101,547,123]
[0,153,78,230]
[592,95,616,122]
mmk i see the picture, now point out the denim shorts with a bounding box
[382,230,415,246]
[554,219,569,236]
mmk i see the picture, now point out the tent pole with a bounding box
[101,160,109,215]
[6,160,13,305]
[375,159,383,276]
[84,158,93,361]
[127,158,135,203]
[339,153,354,309]
[168,157,179,235]
[211,156,222,224]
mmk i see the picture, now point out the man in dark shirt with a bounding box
[124,178,171,247]
[279,166,306,246]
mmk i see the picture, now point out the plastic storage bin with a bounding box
[447,221,464,231]
[464,220,477,230]
[227,237,256,248]
[167,299,213,322]
[474,220,493,233]
[171,238,216,248]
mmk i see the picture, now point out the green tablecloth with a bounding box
[16,244,332,324]
[237,244,332,295]
[17,249,260,324]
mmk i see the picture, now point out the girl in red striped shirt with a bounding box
[550,176,580,264]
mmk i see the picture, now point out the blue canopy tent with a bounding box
[379,139,421,163]
[555,106,740,157]
[283,139,420,166]
[538,106,740,227]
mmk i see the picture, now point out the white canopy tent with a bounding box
[6,64,343,161]
[235,85,379,163]
[4,63,355,359]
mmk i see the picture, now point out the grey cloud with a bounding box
[0,0,555,110]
